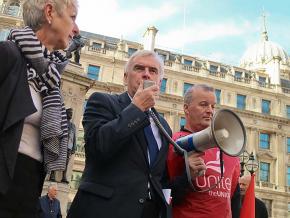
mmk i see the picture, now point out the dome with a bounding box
[240,15,289,69]
[240,38,289,69]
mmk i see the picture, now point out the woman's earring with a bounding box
[48,20,51,25]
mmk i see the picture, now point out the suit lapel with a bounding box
[135,130,149,166]
[117,94,170,168]
[118,92,149,166]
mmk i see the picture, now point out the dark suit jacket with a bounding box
[39,195,62,218]
[255,197,268,218]
[0,41,37,194]
[68,92,172,218]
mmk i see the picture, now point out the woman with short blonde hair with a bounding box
[0,0,79,216]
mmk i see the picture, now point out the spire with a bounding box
[261,10,268,41]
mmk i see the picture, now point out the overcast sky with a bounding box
[76,0,290,66]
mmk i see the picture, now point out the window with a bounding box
[237,94,246,110]
[260,162,270,182]
[259,76,266,83]
[235,71,243,79]
[287,166,290,186]
[183,59,192,65]
[7,4,20,16]
[195,61,202,68]
[210,65,218,73]
[287,105,290,119]
[260,133,270,149]
[0,29,10,41]
[281,79,290,89]
[70,171,83,189]
[160,78,167,93]
[183,83,193,95]
[245,72,251,79]
[128,48,137,57]
[220,67,227,73]
[259,76,266,86]
[92,42,102,49]
[158,53,167,62]
[87,65,100,80]
[180,117,186,128]
[262,99,270,114]
[288,138,290,153]
[215,89,221,104]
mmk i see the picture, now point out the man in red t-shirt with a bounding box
[168,84,241,218]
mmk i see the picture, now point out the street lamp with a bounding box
[239,150,259,176]
[239,150,250,177]
[246,152,259,175]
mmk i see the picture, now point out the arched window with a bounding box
[9,1,20,6]
[7,1,20,16]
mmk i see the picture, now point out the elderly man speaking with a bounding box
[68,50,172,218]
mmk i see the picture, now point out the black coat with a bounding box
[255,197,268,218]
[0,41,37,194]
[68,92,172,218]
[39,195,62,218]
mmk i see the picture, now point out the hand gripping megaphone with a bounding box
[148,108,245,192]
[176,109,246,157]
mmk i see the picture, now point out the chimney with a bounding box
[143,26,158,51]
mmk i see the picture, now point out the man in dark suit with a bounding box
[39,185,62,218]
[239,175,268,218]
[68,50,172,218]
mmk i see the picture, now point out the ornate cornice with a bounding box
[159,93,183,104]
[256,150,277,160]
[221,105,289,125]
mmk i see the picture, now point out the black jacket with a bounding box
[68,92,172,218]
[0,41,37,194]
[255,197,268,218]
[39,195,62,218]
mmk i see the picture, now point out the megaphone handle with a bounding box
[220,150,224,178]
[148,109,224,192]
[147,110,198,190]
[147,110,185,155]
[184,152,198,191]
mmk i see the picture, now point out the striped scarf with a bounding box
[8,27,69,173]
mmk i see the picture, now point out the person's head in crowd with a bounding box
[23,0,79,51]
[184,84,216,132]
[239,175,251,196]
[47,185,58,199]
[124,50,164,97]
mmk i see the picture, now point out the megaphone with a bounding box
[176,109,246,157]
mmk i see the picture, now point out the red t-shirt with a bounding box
[167,130,240,218]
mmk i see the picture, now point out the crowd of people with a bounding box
[0,0,268,218]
